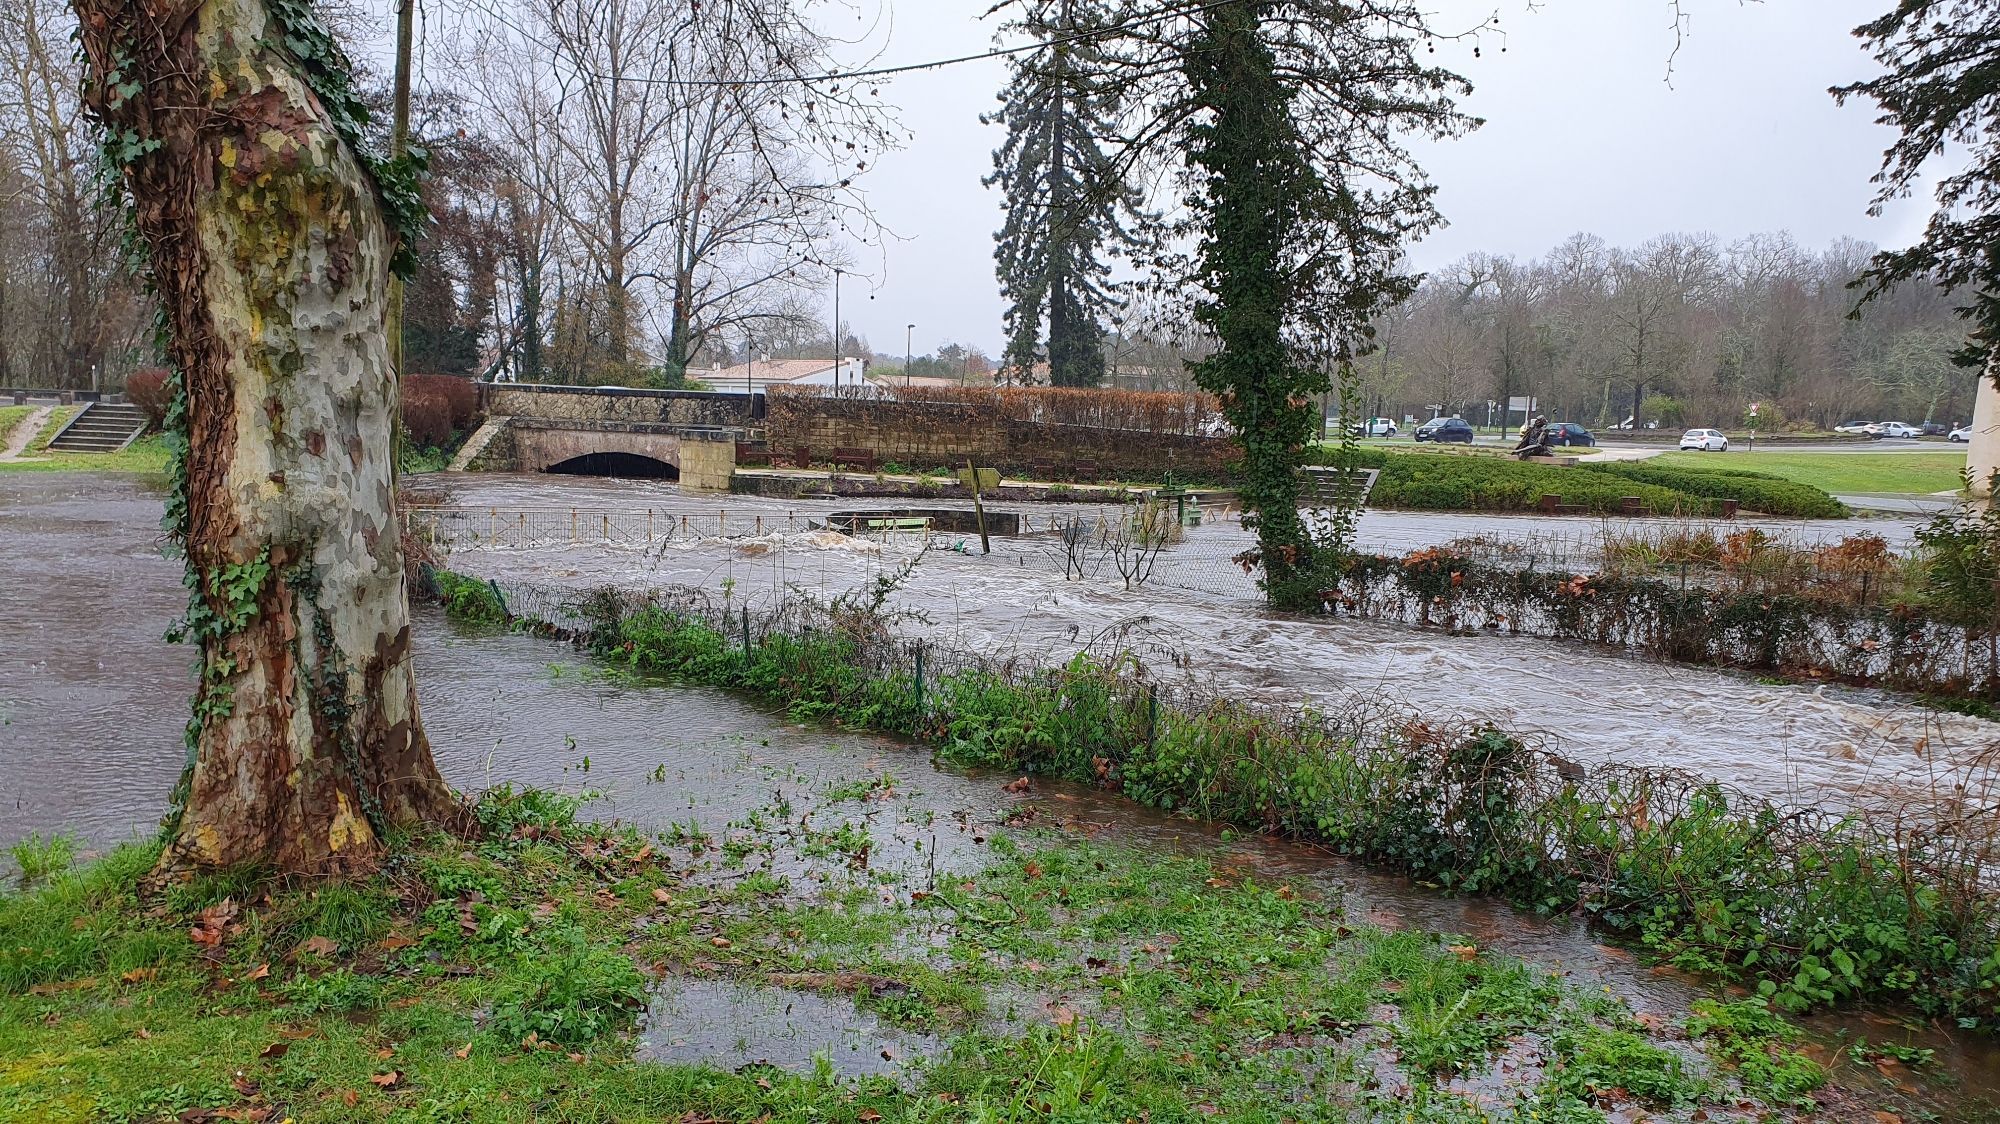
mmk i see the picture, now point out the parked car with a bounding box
[1679,428,1729,452]
[1834,420,1877,435]
[1414,417,1475,444]
[1921,421,1949,436]
[1876,421,1922,439]
[1347,417,1398,438]
[1545,422,1595,448]
[1950,424,1974,443]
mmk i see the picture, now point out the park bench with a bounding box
[829,447,881,472]
[1537,494,1587,516]
[1619,496,1644,516]
[735,441,775,467]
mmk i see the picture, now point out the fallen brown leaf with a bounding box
[340,1089,360,1107]
[1447,945,1477,961]
[244,963,270,982]
[378,934,417,952]
[120,967,159,984]
[368,1070,401,1089]
[710,936,733,948]
[454,1042,472,1060]
[858,1111,883,1122]
[134,1027,152,1040]
[257,1042,290,1060]
[374,1047,395,1060]
[1002,777,1032,793]
[652,887,673,904]
[298,935,338,958]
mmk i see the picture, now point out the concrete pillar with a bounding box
[1970,353,2000,498]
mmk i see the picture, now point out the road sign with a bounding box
[958,467,1000,490]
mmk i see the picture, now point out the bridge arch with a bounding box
[545,451,679,479]
[511,426,685,479]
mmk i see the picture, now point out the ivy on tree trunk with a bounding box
[74,0,458,874]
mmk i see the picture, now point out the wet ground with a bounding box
[3,469,1996,1113]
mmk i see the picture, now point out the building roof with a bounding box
[708,358,855,384]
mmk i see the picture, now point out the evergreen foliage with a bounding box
[1835,0,2000,365]
[985,0,1141,388]
[1064,0,1476,603]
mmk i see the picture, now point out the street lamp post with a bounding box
[832,268,843,390]
[905,324,914,387]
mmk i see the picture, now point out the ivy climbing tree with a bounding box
[73,0,459,874]
[986,0,1143,387]
[1012,0,1477,603]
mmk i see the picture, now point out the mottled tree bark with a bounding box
[74,0,458,873]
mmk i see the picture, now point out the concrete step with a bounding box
[46,401,148,452]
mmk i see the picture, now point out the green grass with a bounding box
[0,405,34,448]
[4,781,1902,1124]
[0,433,172,475]
[1651,450,1969,495]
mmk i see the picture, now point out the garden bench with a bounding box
[830,447,881,472]
[1619,496,1644,516]
[735,442,775,467]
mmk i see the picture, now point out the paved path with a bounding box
[0,406,52,462]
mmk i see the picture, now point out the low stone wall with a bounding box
[762,395,1235,482]
[480,384,758,429]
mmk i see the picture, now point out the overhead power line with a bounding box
[474,0,1250,89]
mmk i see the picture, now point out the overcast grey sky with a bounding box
[817,0,1932,359]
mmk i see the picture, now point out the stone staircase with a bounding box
[47,401,149,453]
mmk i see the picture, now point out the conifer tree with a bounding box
[985,0,1140,387]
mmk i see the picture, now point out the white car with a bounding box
[1347,417,1398,438]
[1876,421,1922,439]
[1679,428,1729,452]
[1834,420,1876,436]
[1950,424,1973,443]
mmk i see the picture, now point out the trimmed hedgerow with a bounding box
[1576,461,1847,519]
[1306,449,1847,518]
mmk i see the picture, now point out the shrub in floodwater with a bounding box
[8,832,77,890]
[434,570,508,624]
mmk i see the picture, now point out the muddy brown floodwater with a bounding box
[2,471,1995,1111]
[427,473,1998,813]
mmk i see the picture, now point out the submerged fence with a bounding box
[431,569,2000,1027]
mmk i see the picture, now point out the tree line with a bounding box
[1366,232,1971,432]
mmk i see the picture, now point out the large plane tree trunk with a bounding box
[75,0,458,874]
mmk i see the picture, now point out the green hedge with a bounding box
[1576,462,1848,519]
[1309,449,1846,518]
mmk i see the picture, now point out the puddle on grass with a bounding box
[636,976,941,1079]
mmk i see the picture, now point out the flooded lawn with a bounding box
[2,471,1995,1120]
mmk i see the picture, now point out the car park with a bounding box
[1414,417,1475,444]
[1679,428,1729,452]
[1545,422,1595,447]
[1921,421,1948,436]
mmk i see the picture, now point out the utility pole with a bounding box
[905,324,914,387]
[832,268,843,390]
[387,0,415,382]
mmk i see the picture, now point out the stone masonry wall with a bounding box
[481,384,757,428]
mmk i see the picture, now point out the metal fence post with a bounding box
[1146,684,1158,753]
[914,641,925,717]
[741,604,752,660]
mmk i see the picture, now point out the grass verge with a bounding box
[1651,450,1969,496]
[0,433,172,475]
[4,782,1875,1123]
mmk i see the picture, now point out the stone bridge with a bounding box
[453,384,762,488]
